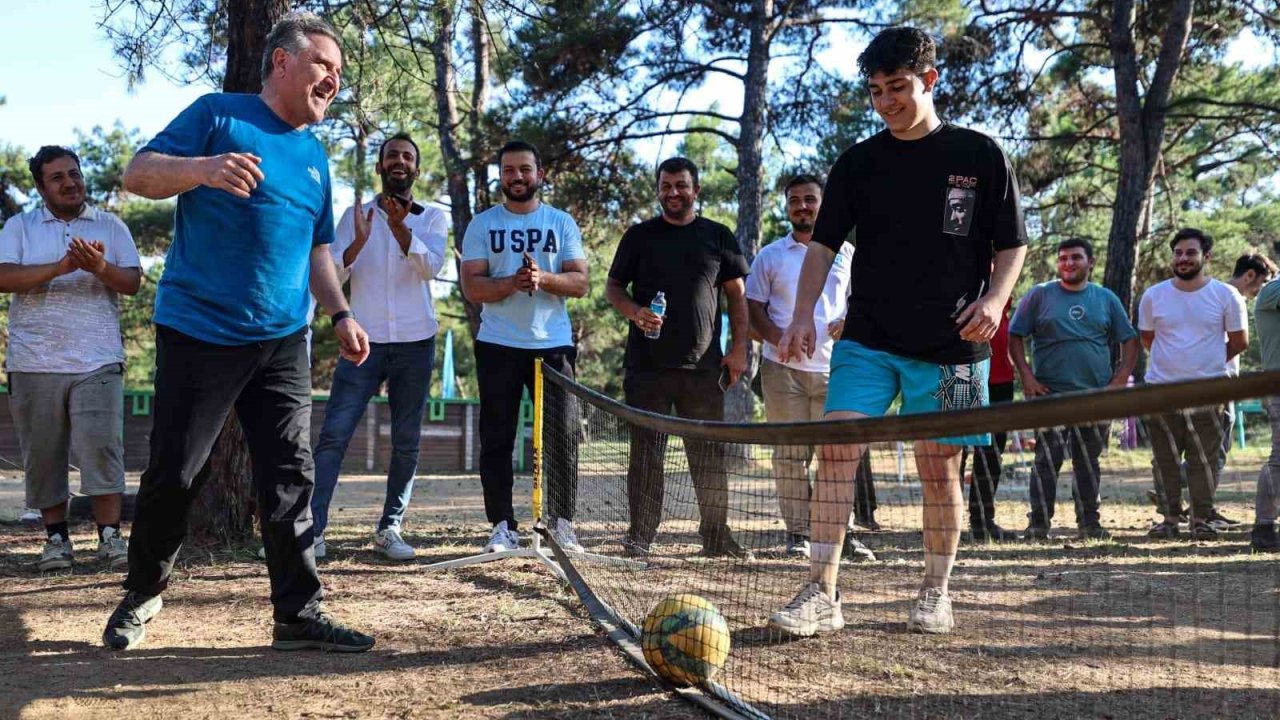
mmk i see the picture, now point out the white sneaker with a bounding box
[907,587,955,634]
[768,582,844,637]
[484,521,520,553]
[842,534,877,562]
[39,534,73,571]
[550,518,584,553]
[374,527,415,561]
[97,527,129,569]
[258,535,326,561]
[19,508,41,524]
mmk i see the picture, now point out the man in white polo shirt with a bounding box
[747,174,872,561]
[1139,227,1248,541]
[310,133,448,561]
[0,145,142,571]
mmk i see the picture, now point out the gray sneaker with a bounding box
[768,582,844,637]
[38,535,73,571]
[907,587,954,634]
[550,518,584,553]
[103,592,163,650]
[97,527,129,569]
[374,527,415,561]
[842,534,876,562]
[785,534,811,558]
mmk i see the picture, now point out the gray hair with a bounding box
[260,12,341,82]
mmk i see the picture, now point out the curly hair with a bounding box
[857,26,937,79]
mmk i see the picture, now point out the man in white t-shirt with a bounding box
[747,174,872,562]
[1138,228,1248,540]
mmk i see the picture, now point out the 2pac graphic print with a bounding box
[943,174,978,237]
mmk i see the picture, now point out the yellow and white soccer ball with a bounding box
[641,594,731,687]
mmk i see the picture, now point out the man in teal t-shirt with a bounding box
[1009,238,1138,539]
[460,140,589,556]
[102,13,374,655]
[1251,277,1280,551]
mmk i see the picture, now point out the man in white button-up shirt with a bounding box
[311,133,447,561]
[0,145,142,572]
[746,174,873,561]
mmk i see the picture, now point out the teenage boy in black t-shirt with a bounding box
[767,27,1027,637]
[606,156,753,559]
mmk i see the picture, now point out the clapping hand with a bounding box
[67,237,107,275]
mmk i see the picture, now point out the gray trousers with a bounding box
[10,363,126,510]
[1256,396,1280,525]
[1149,407,1224,522]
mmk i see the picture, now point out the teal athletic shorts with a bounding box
[825,339,991,446]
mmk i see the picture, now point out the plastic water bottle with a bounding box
[645,291,666,340]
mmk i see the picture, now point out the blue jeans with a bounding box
[311,337,435,535]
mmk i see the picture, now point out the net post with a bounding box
[532,357,544,528]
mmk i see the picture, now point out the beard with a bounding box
[661,196,693,219]
[380,165,416,195]
[502,178,540,202]
[1059,268,1089,285]
[1173,262,1203,280]
[790,215,814,233]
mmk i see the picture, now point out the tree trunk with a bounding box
[189,0,290,545]
[1102,0,1193,315]
[724,0,772,425]
[469,0,493,214]
[431,0,483,341]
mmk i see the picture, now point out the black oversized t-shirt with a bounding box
[609,215,750,370]
[812,124,1027,365]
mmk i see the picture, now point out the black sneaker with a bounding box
[841,534,876,562]
[1251,524,1280,552]
[701,534,755,561]
[1078,524,1111,541]
[1207,509,1243,531]
[1023,525,1050,541]
[971,523,1016,543]
[272,613,375,653]
[1190,521,1220,541]
[1148,520,1181,539]
[103,592,163,650]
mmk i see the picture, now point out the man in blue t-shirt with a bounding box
[1009,238,1138,540]
[101,13,374,654]
[460,140,589,555]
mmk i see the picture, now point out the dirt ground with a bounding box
[1,445,1278,720]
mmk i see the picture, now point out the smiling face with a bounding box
[36,155,86,218]
[500,150,543,203]
[867,68,939,139]
[785,182,822,234]
[378,139,419,195]
[269,33,342,127]
[658,170,699,222]
[1172,237,1209,281]
[1057,246,1094,286]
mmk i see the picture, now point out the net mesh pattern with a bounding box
[540,368,1280,720]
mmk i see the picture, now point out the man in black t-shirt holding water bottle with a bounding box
[606,157,753,559]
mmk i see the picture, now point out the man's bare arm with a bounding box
[124,150,263,200]
[748,299,783,346]
[460,259,518,304]
[538,259,589,298]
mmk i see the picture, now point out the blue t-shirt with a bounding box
[461,203,585,349]
[1009,281,1137,392]
[141,93,335,345]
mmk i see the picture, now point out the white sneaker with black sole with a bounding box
[484,521,520,553]
[768,582,844,637]
[785,535,811,558]
[374,527,416,561]
[907,587,954,634]
[97,527,129,569]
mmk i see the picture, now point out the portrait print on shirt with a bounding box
[943,185,976,237]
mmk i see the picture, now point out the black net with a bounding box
[539,367,1280,720]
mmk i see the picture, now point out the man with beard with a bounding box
[745,174,875,562]
[103,12,375,653]
[1139,228,1247,541]
[460,140,588,554]
[0,145,141,572]
[308,133,448,561]
[606,156,753,559]
[1009,238,1138,540]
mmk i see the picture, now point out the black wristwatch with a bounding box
[332,310,353,325]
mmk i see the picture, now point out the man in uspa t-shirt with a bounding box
[461,140,589,556]
[606,156,753,560]
[768,27,1027,638]
[1139,228,1248,541]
